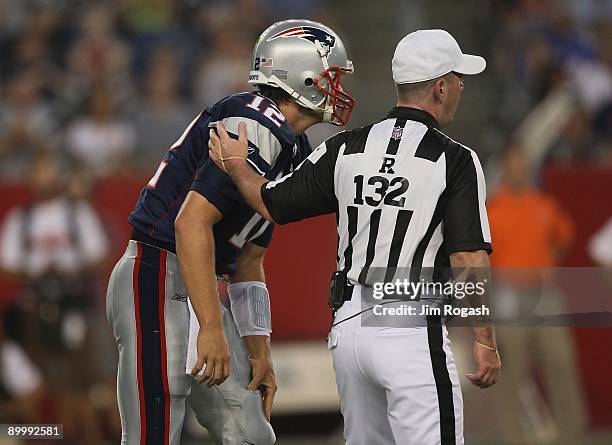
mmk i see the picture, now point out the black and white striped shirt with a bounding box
[261,107,492,285]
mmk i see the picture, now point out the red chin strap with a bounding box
[314,66,355,126]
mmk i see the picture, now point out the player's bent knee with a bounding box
[189,381,275,445]
[241,391,276,444]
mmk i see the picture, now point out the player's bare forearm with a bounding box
[230,242,277,416]
[232,241,267,283]
[243,335,274,389]
[242,334,276,418]
[243,335,272,360]
[176,191,230,385]
[244,334,277,418]
[176,196,223,328]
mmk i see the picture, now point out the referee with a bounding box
[210,29,501,445]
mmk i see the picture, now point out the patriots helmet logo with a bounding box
[267,26,336,48]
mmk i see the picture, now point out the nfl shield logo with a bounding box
[391,126,403,140]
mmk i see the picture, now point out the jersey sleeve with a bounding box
[260,133,344,225]
[220,116,283,174]
[191,158,243,215]
[250,223,274,248]
[191,106,285,215]
[443,147,492,254]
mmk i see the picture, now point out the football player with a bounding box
[106,19,355,444]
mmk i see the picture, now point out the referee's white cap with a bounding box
[392,29,486,84]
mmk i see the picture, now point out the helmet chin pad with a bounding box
[314,67,355,126]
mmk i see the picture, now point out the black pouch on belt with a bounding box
[329,271,348,310]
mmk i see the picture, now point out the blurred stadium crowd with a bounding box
[0,0,610,444]
[484,0,611,165]
[0,0,330,181]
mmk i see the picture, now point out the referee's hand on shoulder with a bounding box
[209,121,249,174]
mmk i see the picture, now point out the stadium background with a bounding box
[0,0,611,444]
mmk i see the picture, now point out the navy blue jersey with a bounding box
[129,92,312,274]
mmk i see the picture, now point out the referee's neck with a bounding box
[396,101,444,127]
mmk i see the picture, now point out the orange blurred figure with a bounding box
[489,143,574,268]
[488,143,587,445]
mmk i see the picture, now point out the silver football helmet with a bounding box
[248,19,355,126]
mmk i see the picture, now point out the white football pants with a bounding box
[328,285,464,445]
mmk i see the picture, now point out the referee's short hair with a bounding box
[395,72,453,102]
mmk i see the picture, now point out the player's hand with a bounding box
[208,121,249,174]
[247,353,277,420]
[467,341,501,389]
[192,327,231,386]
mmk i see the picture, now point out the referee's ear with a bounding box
[433,76,449,102]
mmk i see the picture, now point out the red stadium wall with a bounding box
[541,166,612,427]
[0,166,611,426]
